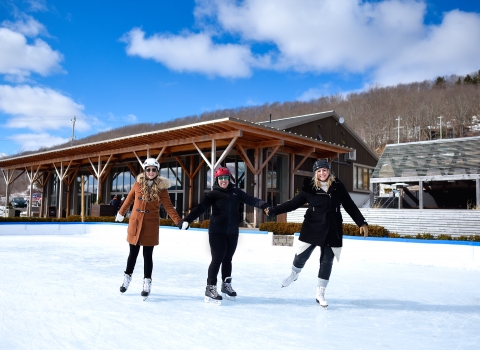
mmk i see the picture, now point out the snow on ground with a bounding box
[0,224,479,350]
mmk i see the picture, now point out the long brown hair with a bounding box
[139,174,161,201]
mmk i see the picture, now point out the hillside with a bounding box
[8,71,480,159]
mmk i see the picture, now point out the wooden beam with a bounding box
[126,162,138,178]
[256,145,280,176]
[235,144,256,175]
[294,148,314,173]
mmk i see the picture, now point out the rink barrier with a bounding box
[0,223,478,268]
[287,208,480,236]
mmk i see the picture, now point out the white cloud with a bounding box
[124,114,138,123]
[1,14,48,37]
[0,85,89,132]
[0,27,63,80]
[125,0,480,85]
[373,10,480,85]
[8,132,69,152]
[297,87,326,102]
[25,0,48,12]
[121,28,256,78]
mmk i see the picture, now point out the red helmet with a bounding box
[214,167,231,178]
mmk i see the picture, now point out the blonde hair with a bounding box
[139,174,161,201]
[312,171,336,190]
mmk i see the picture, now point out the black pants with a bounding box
[207,233,239,285]
[125,244,154,279]
[293,244,334,280]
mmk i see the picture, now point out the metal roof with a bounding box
[372,136,480,179]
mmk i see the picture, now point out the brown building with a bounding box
[1,111,378,225]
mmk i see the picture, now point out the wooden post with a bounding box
[81,175,85,222]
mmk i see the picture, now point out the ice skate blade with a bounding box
[222,293,236,301]
[316,299,328,309]
[204,296,222,305]
[143,297,148,301]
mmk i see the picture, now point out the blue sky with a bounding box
[0,0,479,156]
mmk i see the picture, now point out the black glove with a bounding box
[264,206,276,217]
[177,220,189,230]
[260,203,270,210]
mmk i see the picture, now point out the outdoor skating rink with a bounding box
[1,223,479,350]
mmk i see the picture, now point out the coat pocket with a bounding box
[127,219,139,236]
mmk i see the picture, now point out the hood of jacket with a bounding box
[136,173,171,190]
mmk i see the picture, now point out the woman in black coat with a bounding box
[266,159,368,308]
[178,167,269,304]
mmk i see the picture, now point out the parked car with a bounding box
[32,193,42,206]
[11,197,27,208]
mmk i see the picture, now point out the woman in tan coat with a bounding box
[115,158,181,300]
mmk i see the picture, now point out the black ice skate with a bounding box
[204,285,222,305]
[141,278,152,301]
[120,273,131,294]
[221,277,237,300]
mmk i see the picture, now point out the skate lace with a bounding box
[123,274,131,288]
[316,287,326,301]
[223,282,235,293]
[207,285,219,297]
[143,279,152,293]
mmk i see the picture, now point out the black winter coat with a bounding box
[184,183,267,235]
[274,177,367,247]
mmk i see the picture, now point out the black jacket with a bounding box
[274,177,367,247]
[184,183,267,235]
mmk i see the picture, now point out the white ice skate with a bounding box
[141,278,152,301]
[120,273,131,294]
[204,285,222,305]
[281,269,300,288]
[221,277,237,300]
[316,286,328,309]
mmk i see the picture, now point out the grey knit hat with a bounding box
[313,159,330,172]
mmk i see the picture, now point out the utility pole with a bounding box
[395,116,403,144]
[438,116,443,139]
[71,116,76,146]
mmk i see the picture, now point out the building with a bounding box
[1,111,378,225]
[370,136,480,209]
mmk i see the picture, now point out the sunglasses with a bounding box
[217,175,229,181]
[145,168,158,173]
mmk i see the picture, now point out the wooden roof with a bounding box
[0,117,352,170]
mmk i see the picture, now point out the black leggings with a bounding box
[125,244,154,279]
[293,245,334,280]
[207,233,239,285]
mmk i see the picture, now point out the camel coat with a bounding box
[118,174,181,246]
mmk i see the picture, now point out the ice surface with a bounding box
[0,225,479,350]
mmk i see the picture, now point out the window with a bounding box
[160,161,183,190]
[353,165,373,191]
[110,167,135,193]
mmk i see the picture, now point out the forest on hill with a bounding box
[53,70,480,155]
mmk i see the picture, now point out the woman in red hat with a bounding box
[178,166,270,304]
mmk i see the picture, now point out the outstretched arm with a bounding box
[270,192,308,215]
[183,194,212,224]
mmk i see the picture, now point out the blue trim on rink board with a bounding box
[344,235,480,246]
